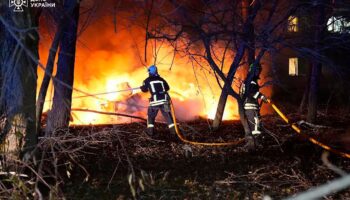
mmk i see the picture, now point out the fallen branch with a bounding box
[297,120,330,129]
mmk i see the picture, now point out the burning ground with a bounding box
[36,109,350,199]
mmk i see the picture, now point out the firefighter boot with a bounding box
[146,127,154,137]
[170,126,176,135]
[242,136,256,151]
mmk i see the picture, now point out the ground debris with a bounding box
[62,113,350,199]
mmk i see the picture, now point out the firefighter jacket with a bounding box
[240,79,264,110]
[141,75,170,106]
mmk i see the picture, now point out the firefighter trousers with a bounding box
[245,108,262,136]
[147,102,175,135]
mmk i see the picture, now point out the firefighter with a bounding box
[140,65,175,136]
[240,63,268,149]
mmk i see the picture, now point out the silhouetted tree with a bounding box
[0,4,40,159]
[307,0,328,122]
[46,0,80,133]
[212,0,256,129]
[293,0,350,122]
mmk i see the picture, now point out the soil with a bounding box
[62,112,350,199]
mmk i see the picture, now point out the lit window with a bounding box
[327,16,350,33]
[289,58,298,76]
[288,16,298,32]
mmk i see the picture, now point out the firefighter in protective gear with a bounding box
[240,63,268,149]
[140,65,175,136]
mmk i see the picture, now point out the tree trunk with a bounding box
[238,99,251,135]
[36,28,61,134]
[212,44,246,129]
[307,62,322,122]
[299,63,312,113]
[46,0,80,133]
[307,1,326,123]
[0,5,40,159]
[212,92,228,128]
[243,0,255,66]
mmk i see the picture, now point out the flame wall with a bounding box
[37,4,272,125]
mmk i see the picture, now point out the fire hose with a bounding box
[169,100,245,146]
[170,98,350,157]
[265,99,350,159]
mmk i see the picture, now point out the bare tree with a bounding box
[291,0,350,122]
[307,0,328,123]
[212,0,257,129]
[46,0,80,133]
[144,0,298,136]
[0,4,41,159]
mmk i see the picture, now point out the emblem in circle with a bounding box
[9,0,28,12]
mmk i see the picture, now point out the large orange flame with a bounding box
[37,12,272,125]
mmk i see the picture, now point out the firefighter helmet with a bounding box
[249,63,262,77]
[148,65,158,75]
[249,63,262,72]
